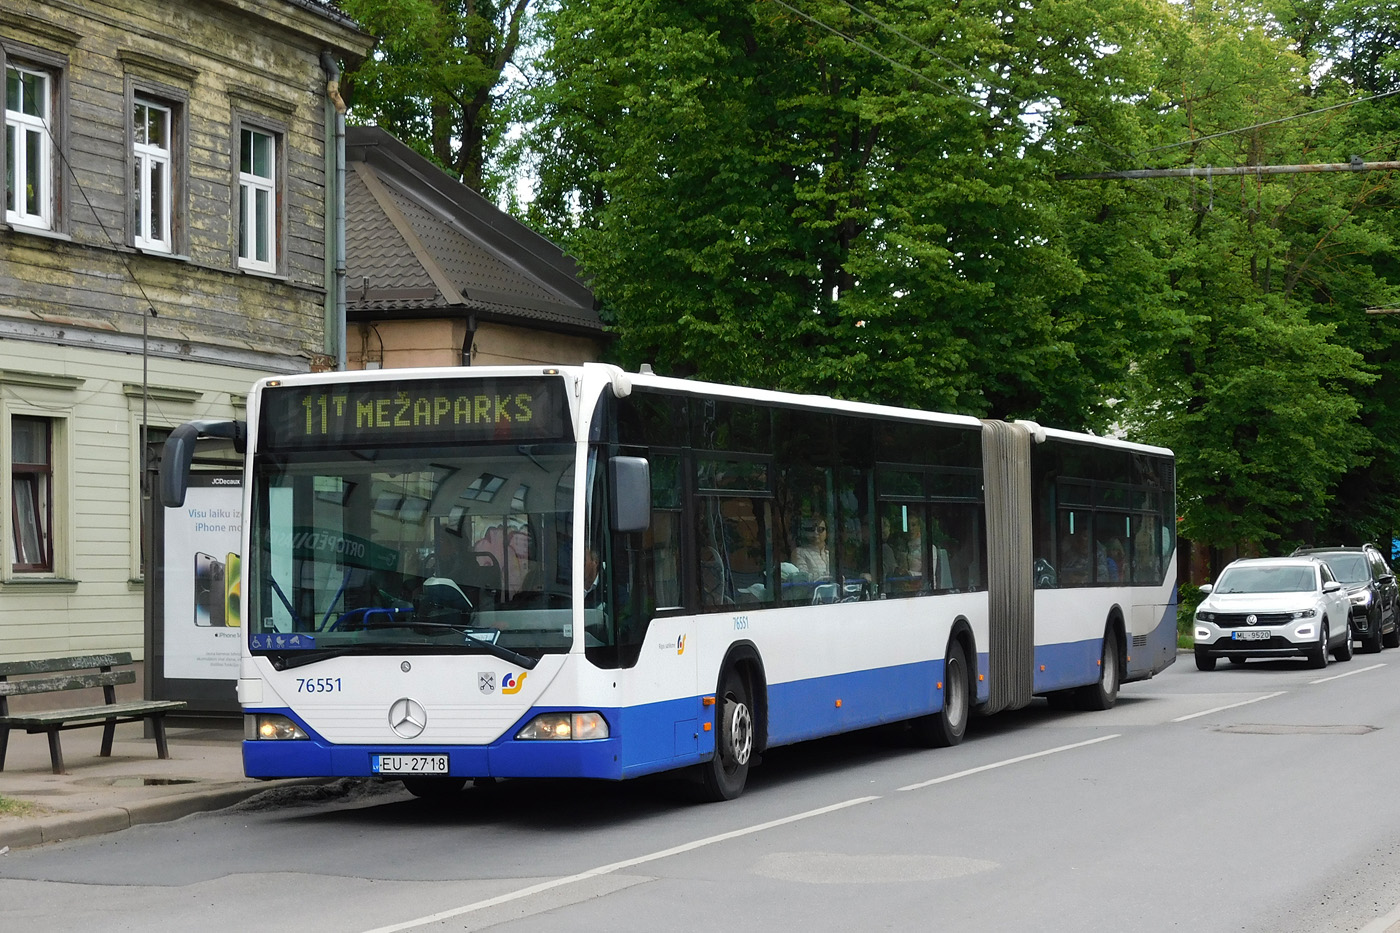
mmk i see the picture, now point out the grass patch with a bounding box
[0,795,36,817]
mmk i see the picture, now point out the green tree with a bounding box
[520,0,1168,422]
[340,0,532,196]
[1111,0,1384,552]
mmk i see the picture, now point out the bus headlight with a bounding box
[249,714,308,740]
[516,712,609,740]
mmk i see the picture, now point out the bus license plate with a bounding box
[373,754,448,774]
[1231,630,1270,641]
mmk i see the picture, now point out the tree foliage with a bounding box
[1112,0,1399,551]
[495,0,1400,553]
[339,0,532,196]
[520,0,1166,424]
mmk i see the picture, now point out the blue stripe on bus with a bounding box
[765,660,943,746]
[242,638,1127,782]
[1033,638,1104,693]
[241,702,712,782]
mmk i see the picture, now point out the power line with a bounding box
[1136,88,1400,156]
[1,38,160,321]
[1058,157,1400,181]
[766,0,969,101]
[826,0,988,91]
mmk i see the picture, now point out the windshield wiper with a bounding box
[268,644,381,671]
[410,620,539,669]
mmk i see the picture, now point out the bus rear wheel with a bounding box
[697,667,754,802]
[1077,627,1121,711]
[912,640,969,748]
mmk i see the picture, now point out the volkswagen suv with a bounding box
[1292,544,1400,653]
[1193,556,1352,670]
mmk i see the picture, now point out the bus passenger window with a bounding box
[878,505,922,596]
[836,467,874,594]
[1057,511,1091,585]
[928,503,983,591]
[646,510,682,608]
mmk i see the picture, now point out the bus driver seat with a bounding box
[418,576,473,620]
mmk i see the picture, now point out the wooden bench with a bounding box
[0,653,188,774]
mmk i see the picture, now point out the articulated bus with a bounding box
[160,363,1176,800]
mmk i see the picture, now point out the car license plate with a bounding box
[1231,630,1270,641]
[372,754,448,774]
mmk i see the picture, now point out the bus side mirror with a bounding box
[160,420,246,508]
[610,456,651,533]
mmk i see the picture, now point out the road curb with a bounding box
[0,778,328,851]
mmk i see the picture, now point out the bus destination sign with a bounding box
[259,376,570,450]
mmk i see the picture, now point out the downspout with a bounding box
[320,51,348,370]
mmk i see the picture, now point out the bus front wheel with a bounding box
[912,640,969,748]
[697,667,754,802]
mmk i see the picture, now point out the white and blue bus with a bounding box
[160,364,1177,800]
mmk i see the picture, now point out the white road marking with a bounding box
[1311,662,1386,684]
[358,732,1131,932]
[357,796,880,933]
[1171,691,1285,722]
[896,734,1121,792]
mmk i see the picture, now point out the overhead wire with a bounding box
[800,0,1400,180]
[1135,87,1400,157]
[0,37,162,321]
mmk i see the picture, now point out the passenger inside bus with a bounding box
[1097,538,1125,583]
[791,517,831,580]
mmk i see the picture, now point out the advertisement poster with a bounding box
[163,473,242,681]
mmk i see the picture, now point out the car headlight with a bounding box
[248,713,308,740]
[1291,608,1317,619]
[1350,591,1373,607]
[515,711,609,740]
[1196,610,1215,623]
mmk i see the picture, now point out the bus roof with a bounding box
[249,363,1171,457]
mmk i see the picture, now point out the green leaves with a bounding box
[340,0,533,196]
[510,0,1400,551]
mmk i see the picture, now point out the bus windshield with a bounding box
[248,442,578,667]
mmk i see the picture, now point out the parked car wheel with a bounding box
[1335,624,1354,662]
[1309,621,1330,669]
[1364,608,1384,653]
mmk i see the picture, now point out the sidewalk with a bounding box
[0,718,324,851]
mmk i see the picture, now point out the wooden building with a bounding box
[343,127,605,370]
[0,1,373,662]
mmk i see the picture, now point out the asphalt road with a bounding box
[6,652,1400,933]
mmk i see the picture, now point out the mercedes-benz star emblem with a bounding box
[1246,614,1258,626]
[388,697,427,739]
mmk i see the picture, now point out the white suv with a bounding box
[1193,556,1353,671]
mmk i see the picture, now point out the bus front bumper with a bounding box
[243,734,628,781]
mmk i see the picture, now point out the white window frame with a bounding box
[5,62,53,229]
[237,126,278,273]
[133,97,172,252]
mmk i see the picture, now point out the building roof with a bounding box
[344,127,603,337]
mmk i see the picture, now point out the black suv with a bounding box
[1292,544,1400,653]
